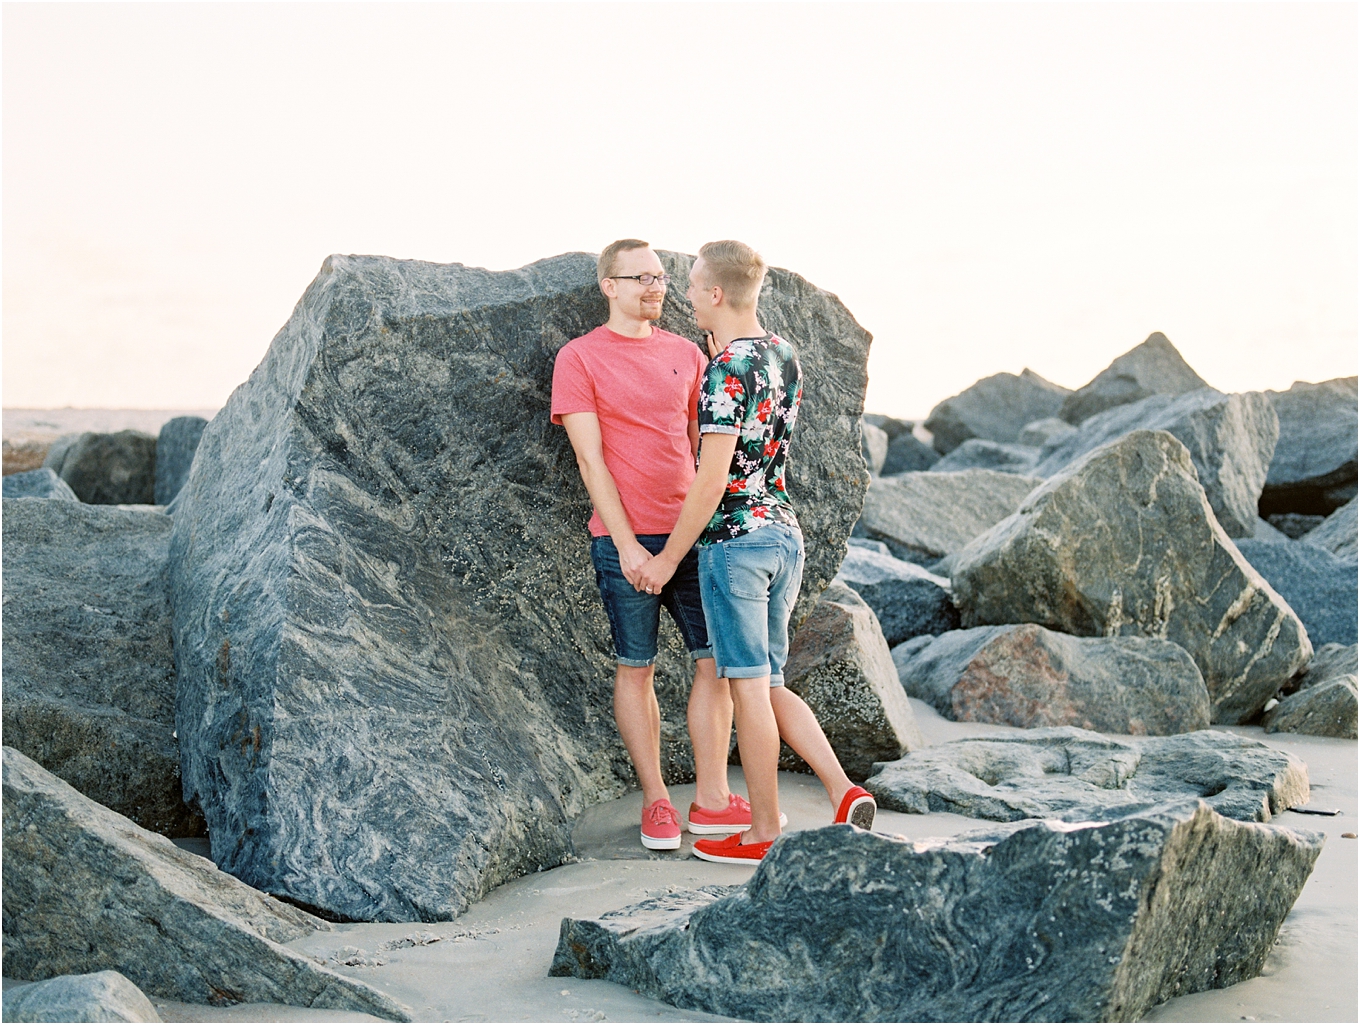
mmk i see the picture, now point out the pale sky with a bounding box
[4,3,1356,419]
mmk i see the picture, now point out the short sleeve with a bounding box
[697,359,743,436]
[687,345,705,421]
[550,345,595,425]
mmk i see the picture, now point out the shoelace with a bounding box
[645,802,679,826]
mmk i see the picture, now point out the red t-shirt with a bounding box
[551,325,708,537]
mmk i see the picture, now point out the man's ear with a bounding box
[709,285,725,309]
[600,278,617,300]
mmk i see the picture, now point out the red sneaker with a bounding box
[640,799,682,850]
[691,831,774,865]
[688,793,787,835]
[834,786,877,830]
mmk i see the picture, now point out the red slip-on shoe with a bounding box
[691,831,774,865]
[688,793,787,835]
[641,799,682,850]
[834,786,877,830]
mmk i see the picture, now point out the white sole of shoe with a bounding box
[690,847,766,865]
[846,795,877,830]
[640,832,682,850]
[687,812,787,835]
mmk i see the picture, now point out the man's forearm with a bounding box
[659,432,738,563]
[578,459,638,547]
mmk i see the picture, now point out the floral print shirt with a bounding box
[697,333,803,546]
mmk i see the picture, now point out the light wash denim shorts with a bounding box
[697,523,804,686]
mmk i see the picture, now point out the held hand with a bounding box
[634,552,679,595]
[617,539,652,588]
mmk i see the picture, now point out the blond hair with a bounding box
[597,239,651,283]
[697,240,767,310]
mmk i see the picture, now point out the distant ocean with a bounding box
[3,408,219,441]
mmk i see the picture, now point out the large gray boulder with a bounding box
[1235,539,1357,647]
[952,431,1312,723]
[778,582,923,779]
[924,368,1070,454]
[864,727,1308,824]
[551,802,1321,1023]
[833,544,958,646]
[1,749,408,1021]
[1264,642,1358,739]
[895,624,1209,735]
[1265,677,1357,739]
[1060,332,1211,425]
[1034,388,1279,538]
[3,468,78,501]
[855,469,1041,565]
[880,430,939,475]
[168,252,872,922]
[1017,416,1076,447]
[930,438,1040,475]
[1,499,201,837]
[1302,496,1357,561]
[153,416,208,506]
[1261,377,1358,516]
[859,421,888,476]
[42,431,157,505]
[1,972,161,1023]
[1265,512,1325,539]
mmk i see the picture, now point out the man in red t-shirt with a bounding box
[552,239,762,851]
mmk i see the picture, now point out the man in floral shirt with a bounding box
[697,331,802,543]
[636,240,877,865]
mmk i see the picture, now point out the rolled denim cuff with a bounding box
[718,663,772,681]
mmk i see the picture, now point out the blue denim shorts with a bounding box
[590,535,713,668]
[698,523,804,687]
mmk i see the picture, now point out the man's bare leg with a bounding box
[687,658,734,810]
[769,686,855,810]
[730,675,782,842]
[614,663,669,806]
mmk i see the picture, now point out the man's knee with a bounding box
[615,663,656,691]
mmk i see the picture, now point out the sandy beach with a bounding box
[126,699,1356,1024]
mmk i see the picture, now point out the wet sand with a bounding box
[142,700,1356,1023]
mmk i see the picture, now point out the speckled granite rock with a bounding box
[168,252,871,922]
[924,368,1070,454]
[153,417,208,506]
[855,469,1041,565]
[1264,677,1358,738]
[1,749,408,1021]
[1302,496,1357,561]
[931,438,1040,475]
[779,582,923,779]
[42,431,157,505]
[864,727,1308,823]
[952,431,1312,723]
[1235,539,1357,647]
[1,499,201,837]
[895,624,1209,735]
[1,971,162,1023]
[1264,642,1358,739]
[834,544,958,646]
[551,802,1321,1022]
[1060,332,1211,425]
[1017,416,1077,447]
[1266,512,1326,539]
[880,430,939,475]
[2,468,78,501]
[1035,388,1279,539]
[1261,377,1358,516]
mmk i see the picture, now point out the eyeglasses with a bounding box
[608,273,671,287]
